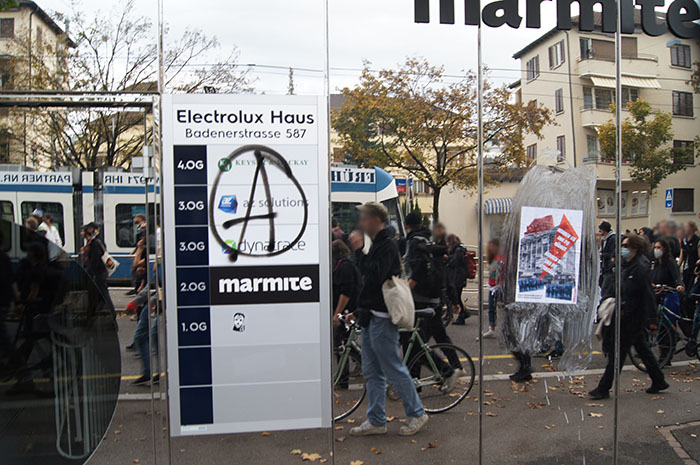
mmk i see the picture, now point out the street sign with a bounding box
[162,94,331,436]
[665,189,673,209]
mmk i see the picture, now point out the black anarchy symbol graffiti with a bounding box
[209,145,308,262]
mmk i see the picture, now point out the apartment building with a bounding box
[512,11,699,230]
[0,1,74,167]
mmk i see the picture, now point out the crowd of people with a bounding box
[330,203,700,436]
[331,203,475,437]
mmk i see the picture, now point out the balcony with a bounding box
[579,106,613,128]
[576,54,659,81]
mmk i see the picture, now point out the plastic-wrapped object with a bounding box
[498,165,599,372]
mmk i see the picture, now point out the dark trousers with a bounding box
[448,285,467,319]
[513,351,532,374]
[597,330,665,393]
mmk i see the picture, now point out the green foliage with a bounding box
[598,99,690,193]
[332,58,553,221]
[0,1,17,12]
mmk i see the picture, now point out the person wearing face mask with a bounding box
[651,239,685,294]
[589,234,668,399]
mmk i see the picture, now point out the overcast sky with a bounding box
[43,0,578,94]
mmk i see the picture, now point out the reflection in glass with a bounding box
[0,220,120,464]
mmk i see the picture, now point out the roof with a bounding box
[16,1,76,48]
[512,10,663,59]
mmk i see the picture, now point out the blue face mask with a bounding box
[620,248,631,260]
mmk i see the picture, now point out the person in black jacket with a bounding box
[346,202,428,437]
[651,239,685,293]
[83,223,116,319]
[446,234,469,324]
[680,222,699,292]
[402,213,463,391]
[589,234,668,399]
[332,239,361,388]
[599,221,616,284]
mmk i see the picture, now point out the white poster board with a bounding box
[162,94,331,436]
[515,206,583,305]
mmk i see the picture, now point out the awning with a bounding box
[484,198,512,215]
[589,75,661,89]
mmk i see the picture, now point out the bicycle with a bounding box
[630,285,700,372]
[331,309,476,421]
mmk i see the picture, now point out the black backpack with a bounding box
[412,236,444,299]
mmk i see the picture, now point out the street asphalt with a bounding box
[84,287,700,465]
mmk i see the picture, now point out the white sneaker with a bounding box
[440,370,461,393]
[399,414,429,436]
[349,420,387,437]
[482,329,496,339]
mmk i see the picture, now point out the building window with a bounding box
[555,88,564,113]
[36,27,43,47]
[0,18,14,39]
[0,61,12,90]
[621,37,638,59]
[671,188,694,213]
[526,56,539,81]
[621,87,639,106]
[548,40,565,69]
[670,44,691,68]
[595,88,613,111]
[580,37,615,61]
[583,86,593,109]
[556,136,566,163]
[583,86,615,111]
[672,91,693,117]
[587,135,600,160]
[672,140,695,165]
[526,143,537,161]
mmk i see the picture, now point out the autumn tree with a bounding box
[331,58,553,221]
[598,99,693,193]
[5,0,252,169]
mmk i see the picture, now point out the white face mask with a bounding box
[653,248,663,259]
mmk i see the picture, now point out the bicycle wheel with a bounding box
[406,343,475,414]
[630,320,677,372]
[332,347,366,421]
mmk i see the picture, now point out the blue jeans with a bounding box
[134,305,158,377]
[362,315,425,426]
[488,290,497,328]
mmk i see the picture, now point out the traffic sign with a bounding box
[665,189,673,209]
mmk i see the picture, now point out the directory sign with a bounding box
[162,94,332,436]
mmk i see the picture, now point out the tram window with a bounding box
[0,201,12,223]
[20,202,65,240]
[0,201,12,252]
[331,202,359,237]
[116,203,156,248]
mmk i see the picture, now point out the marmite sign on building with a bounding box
[414,0,700,39]
[162,94,332,436]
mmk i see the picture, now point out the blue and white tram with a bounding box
[330,165,404,237]
[0,168,157,283]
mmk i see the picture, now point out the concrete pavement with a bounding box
[85,288,700,465]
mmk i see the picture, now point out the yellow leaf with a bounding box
[301,452,322,462]
[350,461,364,465]
[588,412,604,418]
[291,449,303,455]
[261,432,270,436]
